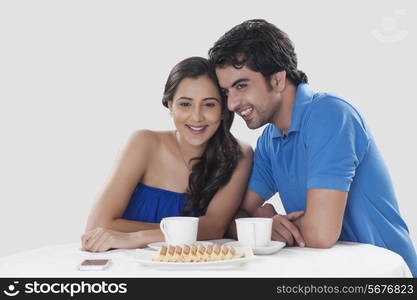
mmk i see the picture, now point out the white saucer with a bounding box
[147,241,213,251]
[225,241,286,255]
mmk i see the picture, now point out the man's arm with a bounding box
[297,99,367,248]
[269,189,346,248]
[293,189,347,248]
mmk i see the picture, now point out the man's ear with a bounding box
[270,70,286,92]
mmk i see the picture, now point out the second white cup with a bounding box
[235,217,272,248]
[160,216,199,245]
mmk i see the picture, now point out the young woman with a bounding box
[81,57,252,252]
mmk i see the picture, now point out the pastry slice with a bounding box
[221,245,233,260]
[211,244,222,261]
[231,246,245,259]
[189,244,199,262]
[152,245,168,262]
[197,244,208,262]
[205,245,214,261]
[174,245,184,262]
[166,245,177,262]
[181,244,192,262]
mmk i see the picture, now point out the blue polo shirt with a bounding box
[248,83,417,276]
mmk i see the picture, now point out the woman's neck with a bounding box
[174,131,206,168]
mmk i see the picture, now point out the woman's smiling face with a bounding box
[168,75,222,147]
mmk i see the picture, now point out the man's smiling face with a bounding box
[215,65,282,129]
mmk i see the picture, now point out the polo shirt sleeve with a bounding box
[303,98,370,192]
[247,127,277,200]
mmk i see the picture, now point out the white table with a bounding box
[0,240,411,277]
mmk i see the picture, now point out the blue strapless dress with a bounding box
[122,183,195,223]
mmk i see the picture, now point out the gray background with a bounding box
[0,0,415,258]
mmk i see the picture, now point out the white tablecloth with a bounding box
[0,240,411,277]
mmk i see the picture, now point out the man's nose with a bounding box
[227,92,240,112]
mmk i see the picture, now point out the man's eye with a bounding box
[236,83,247,89]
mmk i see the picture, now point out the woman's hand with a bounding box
[81,227,142,252]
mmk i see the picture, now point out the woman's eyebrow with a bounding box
[176,96,193,101]
[202,97,220,102]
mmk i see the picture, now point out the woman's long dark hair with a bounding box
[162,57,242,216]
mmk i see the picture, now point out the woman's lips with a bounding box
[186,125,208,135]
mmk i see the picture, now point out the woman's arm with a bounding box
[85,130,160,233]
[197,141,253,240]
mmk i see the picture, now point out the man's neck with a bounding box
[272,83,297,136]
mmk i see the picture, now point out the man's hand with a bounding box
[272,211,305,247]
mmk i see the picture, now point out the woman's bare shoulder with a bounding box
[128,129,175,150]
[129,129,165,143]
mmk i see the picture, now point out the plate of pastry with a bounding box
[135,243,254,269]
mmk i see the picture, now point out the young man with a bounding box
[209,19,417,277]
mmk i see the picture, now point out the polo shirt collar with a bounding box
[271,83,315,138]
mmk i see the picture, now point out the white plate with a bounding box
[134,246,254,269]
[147,241,213,251]
[225,241,286,255]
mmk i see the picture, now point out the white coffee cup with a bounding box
[160,216,199,245]
[235,217,272,248]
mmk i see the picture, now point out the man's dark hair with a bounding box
[208,19,308,85]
